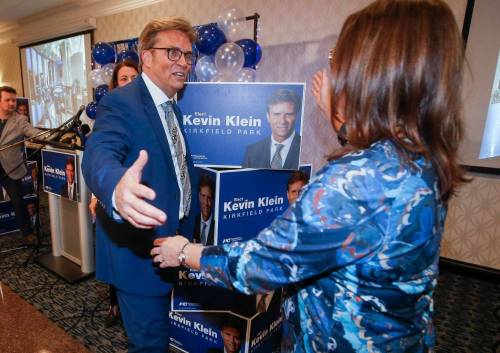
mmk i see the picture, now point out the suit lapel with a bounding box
[283,134,301,169]
[137,77,176,174]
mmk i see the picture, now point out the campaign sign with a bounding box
[172,268,281,318]
[178,83,305,168]
[0,195,38,235]
[192,166,312,246]
[169,297,282,353]
[41,150,79,202]
[21,161,38,196]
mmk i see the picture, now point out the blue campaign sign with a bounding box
[169,311,247,353]
[177,82,305,168]
[41,150,79,202]
[215,169,293,244]
[0,195,37,235]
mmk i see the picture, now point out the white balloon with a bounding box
[195,56,218,82]
[88,68,106,88]
[214,43,244,74]
[102,63,115,82]
[217,8,244,42]
[211,71,236,82]
[236,68,257,82]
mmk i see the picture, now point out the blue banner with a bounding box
[41,150,79,202]
[178,83,305,168]
[0,195,38,235]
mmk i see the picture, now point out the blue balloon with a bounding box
[196,24,226,55]
[95,84,109,103]
[117,49,139,64]
[92,42,116,65]
[86,102,98,119]
[236,39,262,67]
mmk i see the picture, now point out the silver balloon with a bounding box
[101,63,115,82]
[217,8,244,42]
[236,68,257,82]
[88,68,106,88]
[195,56,218,82]
[214,43,245,74]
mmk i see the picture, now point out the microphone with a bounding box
[64,105,86,132]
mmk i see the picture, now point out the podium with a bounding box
[35,146,94,283]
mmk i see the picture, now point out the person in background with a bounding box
[0,86,41,245]
[151,1,468,351]
[88,59,139,328]
[83,16,198,352]
[286,170,309,204]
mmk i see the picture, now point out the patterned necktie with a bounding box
[270,144,284,169]
[161,101,191,216]
[201,221,207,245]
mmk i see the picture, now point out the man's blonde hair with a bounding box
[138,17,197,66]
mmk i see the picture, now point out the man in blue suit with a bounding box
[242,89,302,169]
[82,17,198,352]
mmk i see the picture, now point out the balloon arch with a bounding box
[86,10,261,119]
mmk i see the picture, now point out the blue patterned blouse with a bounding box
[200,139,445,353]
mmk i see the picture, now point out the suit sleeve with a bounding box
[19,115,41,137]
[82,95,132,217]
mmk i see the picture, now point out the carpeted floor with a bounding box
[1,231,499,353]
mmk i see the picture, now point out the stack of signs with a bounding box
[169,82,310,352]
[169,166,311,352]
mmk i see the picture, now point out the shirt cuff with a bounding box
[111,189,123,221]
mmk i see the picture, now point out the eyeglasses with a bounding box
[151,47,197,65]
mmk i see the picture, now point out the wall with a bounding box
[3,0,500,271]
[0,42,22,93]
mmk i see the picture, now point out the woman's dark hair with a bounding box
[329,0,467,202]
[109,60,139,90]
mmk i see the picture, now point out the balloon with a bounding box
[235,39,262,67]
[194,56,218,82]
[236,68,257,82]
[211,71,236,82]
[101,63,115,82]
[88,68,106,88]
[214,43,244,73]
[85,102,98,119]
[196,24,226,55]
[95,84,109,103]
[92,42,116,65]
[217,8,244,42]
[117,49,139,64]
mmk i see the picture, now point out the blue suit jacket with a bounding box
[242,134,301,169]
[82,76,197,296]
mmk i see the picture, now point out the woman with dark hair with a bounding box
[109,60,139,90]
[89,59,138,327]
[152,1,467,351]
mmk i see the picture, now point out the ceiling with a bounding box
[0,0,70,30]
[0,0,161,44]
